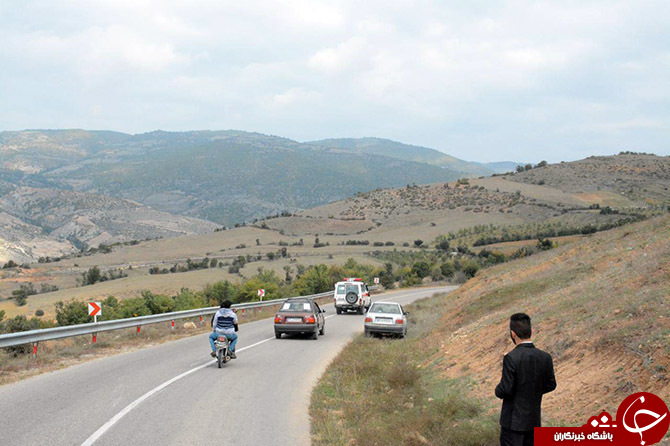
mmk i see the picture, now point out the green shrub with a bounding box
[117,298,151,318]
[54,300,90,326]
[142,291,175,314]
[440,262,456,279]
[1,316,44,355]
[462,260,480,278]
[411,261,431,279]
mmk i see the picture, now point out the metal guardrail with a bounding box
[0,290,335,350]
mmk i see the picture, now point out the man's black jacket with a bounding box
[495,342,556,431]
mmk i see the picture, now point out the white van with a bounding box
[334,278,371,314]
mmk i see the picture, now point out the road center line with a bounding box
[80,336,275,446]
[81,287,448,445]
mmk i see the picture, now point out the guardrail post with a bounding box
[32,342,38,358]
[171,320,175,330]
[92,333,97,344]
[199,315,203,326]
[136,326,141,334]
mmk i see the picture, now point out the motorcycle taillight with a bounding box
[218,337,227,342]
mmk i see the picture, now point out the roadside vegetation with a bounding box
[0,259,382,346]
[310,291,498,446]
[311,216,670,444]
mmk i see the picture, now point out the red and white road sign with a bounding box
[88,302,102,317]
[374,277,380,284]
[257,289,265,298]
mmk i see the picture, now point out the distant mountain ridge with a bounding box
[1,130,475,227]
[309,137,498,175]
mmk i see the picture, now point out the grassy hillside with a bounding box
[508,153,670,209]
[1,153,666,318]
[311,137,494,175]
[1,130,465,226]
[311,216,669,445]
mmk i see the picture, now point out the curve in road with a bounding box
[0,286,456,446]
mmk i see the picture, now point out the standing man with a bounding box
[495,313,556,446]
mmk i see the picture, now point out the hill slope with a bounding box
[311,216,669,445]
[508,153,670,209]
[311,137,495,175]
[0,186,218,255]
[1,130,467,226]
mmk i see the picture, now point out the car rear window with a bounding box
[281,302,311,312]
[369,303,400,314]
[337,284,359,294]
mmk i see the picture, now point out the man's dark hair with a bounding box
[221,300,232,309]
[510,313,532,339]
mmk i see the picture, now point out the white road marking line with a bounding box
[80,336,275,446]
[81,287,451,445]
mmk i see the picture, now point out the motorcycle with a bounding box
[214,335,231,368]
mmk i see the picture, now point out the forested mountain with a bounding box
[310,137,498,175]
[1,130,471,226]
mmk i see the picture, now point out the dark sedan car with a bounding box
[274,298,326,339]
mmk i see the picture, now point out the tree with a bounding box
[293,265,331,295]
[440,262,455,279]
[203,280,239,306]
[462,260,480,278]
[537,160,548,168]
[536,238,554,251]
[82,266,102,285]
[55,300,90,326]
[2,260,18,269]
[283,265,293,283]
[11,283,37,306]
[435,235,450,251]
[414,239,424,248]
[2,316,43,354]
[142,291,175,314]
[411,261,431,279]
[524,164,533,171]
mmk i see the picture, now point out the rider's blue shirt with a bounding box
[212,308,238,335]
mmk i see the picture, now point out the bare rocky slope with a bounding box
[0,186,218,263]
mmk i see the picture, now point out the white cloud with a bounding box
[0,0,668,162]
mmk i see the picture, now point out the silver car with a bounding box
[364,301,408,338]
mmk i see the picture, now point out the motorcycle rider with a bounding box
[209,300,238,359]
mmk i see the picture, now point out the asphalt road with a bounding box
[0,286,457,446]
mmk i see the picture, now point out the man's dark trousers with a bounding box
[500,427,533,446]
[495,343,556,446]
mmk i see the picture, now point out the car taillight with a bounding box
[274,315,283,324]
[305,315,316,324]
[395,319,404,324]
[365,317,372,323]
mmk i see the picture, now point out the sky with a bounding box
[0,0,668,163]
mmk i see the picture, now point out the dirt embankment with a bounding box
[427,215,669,424]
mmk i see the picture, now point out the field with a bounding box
[1,154,668,320]
[311,216,670,444]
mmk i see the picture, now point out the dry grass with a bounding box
[310,292,499,446]
[430,216,670,426]
[311,216,670,444]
